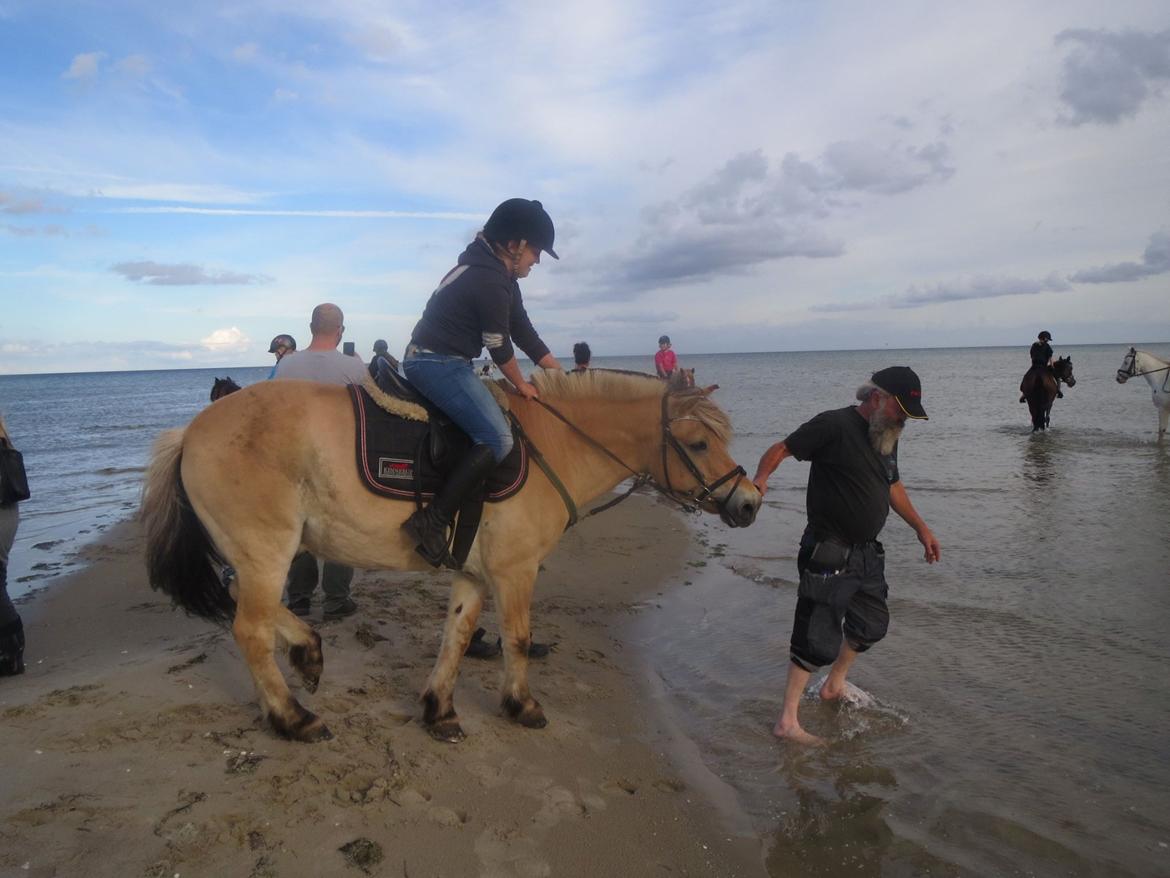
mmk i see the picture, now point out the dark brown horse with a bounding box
[210,376,243,402]
[1023,356,1075,432]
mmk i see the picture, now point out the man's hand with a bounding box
[751,476,769,497]
[917,527,941,563]
[513,379,540,400]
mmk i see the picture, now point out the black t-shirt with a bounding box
[784,406,900,545]
[1030,341,1052,366]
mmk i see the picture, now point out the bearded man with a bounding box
[752,366,941,745]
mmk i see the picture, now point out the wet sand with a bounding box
[0,496,765,877]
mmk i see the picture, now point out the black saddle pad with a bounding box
[349,385,527,502]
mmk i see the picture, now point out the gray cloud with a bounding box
[579,139,952,299]
[0,191,66,215]
[593,311,679,324]
[1056,28,1170,125]
[2,223,68,237]
[1068,231,1170,283]
[112,260,272,286]
[818,230,1170,312]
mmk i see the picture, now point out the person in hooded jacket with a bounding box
[402,198,561,568]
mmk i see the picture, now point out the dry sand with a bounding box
[0,496,766,877]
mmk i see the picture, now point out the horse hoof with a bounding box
[270,705,333,742]
[503,695,547,729]
[427,721,466,744]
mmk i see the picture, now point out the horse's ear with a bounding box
[701,384,719,395]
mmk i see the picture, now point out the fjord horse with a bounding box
[1116,347,1170,438]
[142,370,761,743]
[1024,356,1076,432]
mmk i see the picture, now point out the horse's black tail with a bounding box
[141,429,236,624]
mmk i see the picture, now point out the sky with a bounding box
[1,0,1168,374]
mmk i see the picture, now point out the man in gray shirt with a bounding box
[274,302,368,619]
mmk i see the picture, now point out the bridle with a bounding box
[1118,348,1170,381]
[513,390,746,528]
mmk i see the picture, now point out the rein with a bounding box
[512,392,744,529]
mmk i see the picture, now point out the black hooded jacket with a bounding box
[409,238,551,366]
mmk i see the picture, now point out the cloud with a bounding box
[232,42,260,63]
[2,223,68,237]
[200,326,251,352]
[115,54,152,77]
[1068,231,1170,283]
[594,311,679,324]
[111,261,272,286]
[1055,28,1170,125]
[574,139,951,298]
[105,206,480,219]
[273,88,299,102]
[819,231,1170,312]
[0,191,64,215]
[62,51,105,80]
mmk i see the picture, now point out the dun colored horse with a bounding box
[1023,356,1075,432]
[142,370,761,743]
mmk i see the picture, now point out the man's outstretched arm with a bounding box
[752,441,792,497]
[889,480,940,563]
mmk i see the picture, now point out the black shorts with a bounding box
[789,538,889,671]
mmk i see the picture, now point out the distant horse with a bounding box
[142,370,761,743]
[1116,347,1170,438]
[1024,356,1075,432]
[210,376,243,402]
[668,368,718,394]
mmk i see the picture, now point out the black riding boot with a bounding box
[0,617,25,677]
[403,444,497,569]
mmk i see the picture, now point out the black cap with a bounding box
[872,366,928,420]
[268,334,296,353]
[658,335,671,344]
[1038,331,1052,341]
[483,198,558,259]
[373,339,389,352]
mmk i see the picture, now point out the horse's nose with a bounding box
[1066,377,1077,387]
[1116,374,1127,384]
[723,483,761,528]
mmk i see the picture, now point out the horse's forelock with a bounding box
[672,391,732,444]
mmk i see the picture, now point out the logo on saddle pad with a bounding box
[377,457,414,481]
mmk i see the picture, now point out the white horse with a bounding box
[1116,347,1170,438]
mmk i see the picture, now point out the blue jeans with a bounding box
[404,351,513,462]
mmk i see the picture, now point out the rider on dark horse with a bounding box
[1019,331,1062,403]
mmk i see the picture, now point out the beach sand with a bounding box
[0,497,766,877]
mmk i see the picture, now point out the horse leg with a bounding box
[1158,405,1168,439]
[233,565,332,742]
[273,607,324,693]
[420,574,486,743]
[492,565,546,729]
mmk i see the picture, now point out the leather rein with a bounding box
[507,392,745,530]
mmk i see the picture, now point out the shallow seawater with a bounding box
[621,345,1170,876]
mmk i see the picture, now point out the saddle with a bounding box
[348,377,529,565]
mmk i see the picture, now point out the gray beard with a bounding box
[869,409,904,456]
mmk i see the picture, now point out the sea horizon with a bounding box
[2,338,1167,378]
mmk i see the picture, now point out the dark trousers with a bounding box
[790,536,890,671]
[286,552,353,612]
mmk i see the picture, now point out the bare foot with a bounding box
[772,718,826,746]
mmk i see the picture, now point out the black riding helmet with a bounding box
[1038,331,1052,341]
[483,198,559,259]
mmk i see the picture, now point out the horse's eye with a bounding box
[688,440,708,452]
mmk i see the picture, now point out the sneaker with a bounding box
[0,618,25,677]
[288,598,312,617]
[323,598,358,621]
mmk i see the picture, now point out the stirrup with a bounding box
[403,510,460,570]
